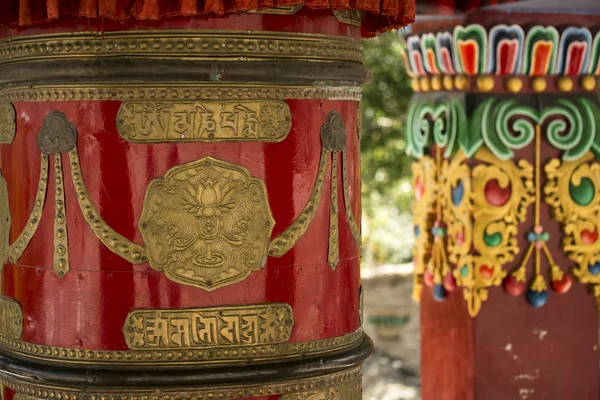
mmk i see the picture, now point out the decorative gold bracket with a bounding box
[267,109,361,269]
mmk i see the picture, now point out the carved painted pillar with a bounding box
[406,1,600,398]
[0,3,414,400]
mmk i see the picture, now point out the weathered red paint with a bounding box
[420,286,474,400]
[1,98,361,349]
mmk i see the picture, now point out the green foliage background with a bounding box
[360,31,414,267]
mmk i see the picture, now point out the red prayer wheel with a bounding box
[0,1,413,400]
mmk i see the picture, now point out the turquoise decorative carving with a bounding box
[406,98,600,161]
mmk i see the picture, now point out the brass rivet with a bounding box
[505,76,523,93]
[581,75,597,92]
[411,78,420,92]
[419,77,431,92]
[431,76,442,91]
[558,76,574,92]
[443,75,454,91]
[477,76,495,92]
[454,75,468,90]
[531,77,547,93]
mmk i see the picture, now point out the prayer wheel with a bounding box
[0,2,414,400]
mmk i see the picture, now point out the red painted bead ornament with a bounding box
[503,275,525,296]
[580,228,598,245]
[484,179,511,206]
[423,270,434,288]
[443,272,456,292]
[479,264,494,279]
[551,274,572,294]
[415,177,425,201]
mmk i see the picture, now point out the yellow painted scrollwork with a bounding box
[441,149,534,316]
[545,153,600,304]
[462,149,534,316]
[411,156,437,302]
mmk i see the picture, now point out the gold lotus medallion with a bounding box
[139,157,274,290]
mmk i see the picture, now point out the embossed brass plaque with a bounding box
[117,101,292,143]
[139,156,274,290]
[0,102,15,144]
[280,375,362,399]
[0,296,22,340]
[122,303,293,350]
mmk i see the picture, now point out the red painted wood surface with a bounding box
[420,286,474,400]
[1,98,361,350]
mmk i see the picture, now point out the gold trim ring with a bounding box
[0,329,364,366]
[0,30,363,65]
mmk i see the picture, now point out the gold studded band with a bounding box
[0,30,363,65]
[6,366,362,400]
[0,84,362,102]
[0,329,364,366]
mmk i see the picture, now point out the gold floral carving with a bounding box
[53,154,69,278]
[411,156,437,301]
[333,10,363,27]
[268,149,328,257]
[0,102,15,144]
[279,375,362,399]
[461,149,534,316]
[442,152,471,267]
[545,153,600,294]
[328,157,340,269]
[0,171,10,264]
[342,152,361,245]
[0,31,363,64]
[0,328,363,366]
[37,111,77,155]
[0,296,22,340]
[139,156,274,290]
[116,101,292,143]
[9,156,48,263]
[6,367,362,400]
[0,84,362,103]
[269,109,359,262]
[122,303,293,350]
[69,147,147,264]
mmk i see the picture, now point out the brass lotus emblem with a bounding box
[139,157,274,290]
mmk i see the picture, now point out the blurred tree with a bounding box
[360,31,414,267]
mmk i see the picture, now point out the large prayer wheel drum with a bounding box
[0,2,413,400]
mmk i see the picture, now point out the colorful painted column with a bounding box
[406,1,600,398]
[0,2,414,400]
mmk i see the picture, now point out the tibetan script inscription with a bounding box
[117,101,292,143]
[139,156,274,290]
[0,296,23,340]
[122,303,294,350]
[280,376,362,400]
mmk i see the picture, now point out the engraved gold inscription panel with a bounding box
[139,156,275,290]
[117,101,292,143]
[0,296,22,340]
[122,303,293,350]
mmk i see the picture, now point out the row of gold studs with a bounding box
[411,75,598,93]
